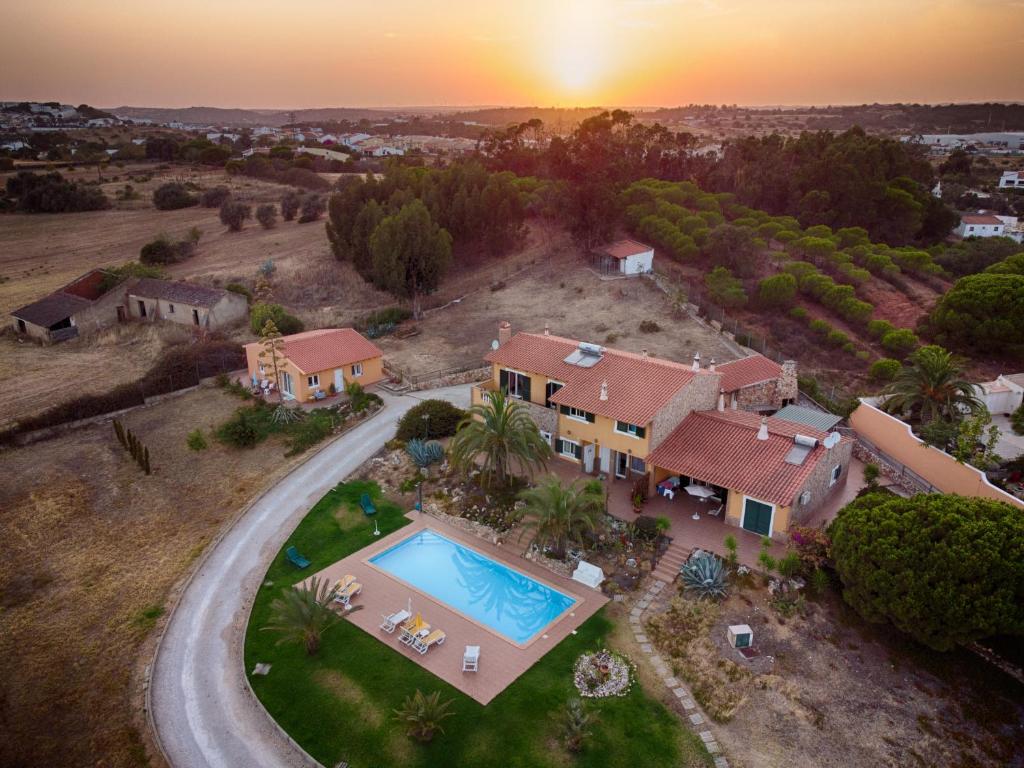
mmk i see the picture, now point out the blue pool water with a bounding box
[369,529,577,644]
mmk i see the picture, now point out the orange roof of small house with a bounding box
[485,332,709,425]
[647,410,848,506]
[715,354,783,392]
[961,214,1003,225]
[247,328,382,374]
[596,239,653,260]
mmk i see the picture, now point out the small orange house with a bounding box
[244,328,384,402]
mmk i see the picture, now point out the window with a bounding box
[615,420,646,439]
[351,362,363,377]
[565,406,588,422]
[539,430,553,446]
[830,464,842,486]
[630,456,646,474]
[500,369,530,400]
[557,438,581,460]
[168,303,175,314]
[545,380,563,408]
[307,374,320,389]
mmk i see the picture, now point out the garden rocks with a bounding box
[573,650,636,698]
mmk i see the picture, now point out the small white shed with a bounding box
[594,239,654,276]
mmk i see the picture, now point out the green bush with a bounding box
[639,319,661,333]
[215,405,274,448]
[929,273,1024,353]
[789,306,808,321]
[829,493,1024,650]
[1012,402,1024,436]
[809,318,831,335]
[284,409,339,456]
[395,399,466,441]
[869,358,901,381]
[153,182,197,210]
[758,273,797,307]
[880,328,919,356]
[866,319,895,339]
[219,199,252,231]
[200,186,231,208]
[704,266,747,308]
[250,303,304,335]
[226,283,252,304]
[826,329,849,347]
[187,429,208,451]
[360,306,413,329]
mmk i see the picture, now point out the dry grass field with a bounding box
[0,385,315,768]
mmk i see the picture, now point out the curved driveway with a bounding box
[149,386,472,768]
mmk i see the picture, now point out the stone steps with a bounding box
[651,544,690,583]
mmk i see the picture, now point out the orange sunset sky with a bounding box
[3,0,1023,108]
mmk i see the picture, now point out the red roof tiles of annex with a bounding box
[647,409,844,506]
[596,239,653,260]
[246,328,382,374]
[716,354,783,393]
[485,332,710,426]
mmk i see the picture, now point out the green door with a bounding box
[742,499,773,536]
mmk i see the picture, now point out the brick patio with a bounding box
[304,513,607,705]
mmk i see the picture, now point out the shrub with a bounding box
[680,552,728,600]
[633,515,659,540]
[929,273,1024,353]
[395,399,466,441]
[704,266,747,308]
[249,303,304,335]
[789,306,808,321]
[880,328,919,356]
[219,199,252,231]
[866,319,895,339]
[638,319,661,333]
[281,191,301,221]
[405,438,445,468]
[139,232,198,265]
[225,283,252,304]
[788,526,830,574]
[200,185,231,208]
[298,194,325,223]
[152,182,197,210]
[826,329,849,347]
[863,462,880,487]
[809,318,831,335]
[360,306,412,329]
[187,429,208,451]
[829,493,1024,650]
[758,273,797,308]
[256,203,277,229]
[869,358,901,381]
[215,405,273,448]
[1011,402,1024,436]
[5,170,110,212]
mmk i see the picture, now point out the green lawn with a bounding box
[244,480,710,768]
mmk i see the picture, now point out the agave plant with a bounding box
[405,438,445,469]
[393,689,456,743]
[680,552,728,600]
[271,403,303,425]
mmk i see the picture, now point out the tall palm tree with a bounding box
[518,478,605,560]
[393,689,456,743]
[881,344,982,425]
[261,576,345,655]
[449,389,552,488]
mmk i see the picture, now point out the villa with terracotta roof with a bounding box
[954,213,1005,239]
[475,323,851,538]
[243,328,383,402]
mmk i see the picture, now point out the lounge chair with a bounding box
[332,574,356,593]
[334,581,362,606]
[412,629,446,655]
[285,546,310,569]
[462,645,480,672]
[708,504,724,518]
[379,609,412,633]
[359,493,377,516]
[399,615,430,646]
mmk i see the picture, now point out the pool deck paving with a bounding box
[305,512,608,704]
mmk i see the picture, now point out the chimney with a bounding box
[543,322,550,336]
[757,417,769,441]
[717,390,725,412]
[692,352,701,372]
[708,358,716,372]
[497,320,512,347]
[641,348,648,360]
[600,380,608,401]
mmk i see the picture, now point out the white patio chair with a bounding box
[462,645,480,672]
[708,504,724,518]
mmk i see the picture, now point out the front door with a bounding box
[137,300,147,318]
[582,443,595,473]
[615,451,628,479]
[742,498,773,536]
[600,446,611,474]
[334,368,345,393]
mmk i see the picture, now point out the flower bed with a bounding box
[573,649,635,698]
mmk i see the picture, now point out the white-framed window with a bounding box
[307,374,320,389]
[557,437,581,460]
[539,430,553,447]
[567,406,589,422]
[830,464,842,486]
[351,362,363,377]
[502,369,530,399]
[545,380,564,408]
[615,420,646,439]
[168,303,175,314]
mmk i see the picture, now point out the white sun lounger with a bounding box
[379,609,411,633]
[462,645,480,672]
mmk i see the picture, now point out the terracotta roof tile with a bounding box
[716,354,782,392]
[596,239,653,260]
[247,328,382,374]
[486,333,703,425]
[130,278,229,308]
[961,214,1003,225]
[647,410,846,506]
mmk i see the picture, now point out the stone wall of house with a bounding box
[650,370,721,448]
[731,380,781,410]
[780,360,798,402]
[413,366,491,391]
[790,438,854,526]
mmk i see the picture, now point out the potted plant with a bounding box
[631,493,644,513]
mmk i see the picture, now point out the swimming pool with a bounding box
[369,529,577,645]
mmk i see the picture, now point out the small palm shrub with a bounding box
[261,576,342,655]
[393,689,456,743]
[680,552,728,600]
[563,697,596,753]
[405,438,445,469]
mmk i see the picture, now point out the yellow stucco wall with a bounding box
[244,343,383,402]
[850,400,1024,509]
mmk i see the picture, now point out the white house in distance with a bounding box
[955,214,1005,239]
[998,171,1022,189]
[592,239,655,276]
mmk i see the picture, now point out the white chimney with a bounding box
[708,358,716,372]
[757,417,769,441]
[692,352,701,372]
[543,322,550,336]
[717,390,725,412]
[641,348,648,360]
[731,394,737,410]
[600,380,608,401]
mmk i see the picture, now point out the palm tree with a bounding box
[393,689,456,743]
[882,344,982,425]
[261,576,345,655]
[448,389,552,488]
[563,697,596,753]
[518,478,605,560]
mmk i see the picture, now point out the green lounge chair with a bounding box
[360,493,377,516]
[285,545,310,569]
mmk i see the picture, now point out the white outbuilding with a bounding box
[593,239,655,276]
